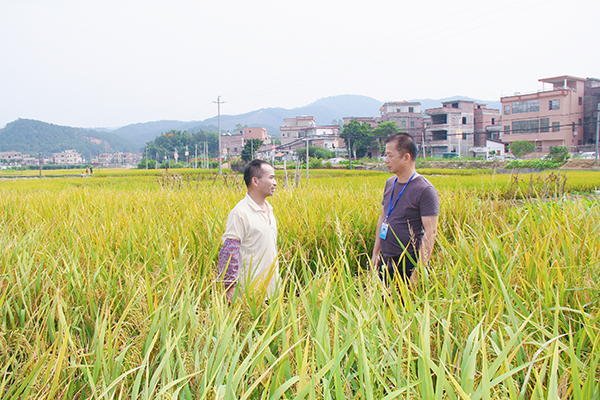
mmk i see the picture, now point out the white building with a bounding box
[280,116,341,151]
[469,140,506,160]
[52,149,83,165]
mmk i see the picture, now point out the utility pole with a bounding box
[595,103,600,166]
[348,137,352,170]
[195,144,198,169]
[38,152,42,177]
[306,134,309,179]
[214,96,225,175]
[145,142,148,169]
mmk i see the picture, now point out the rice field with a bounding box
[0,168,599,399]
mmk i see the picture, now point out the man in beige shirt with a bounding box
[218,159,280,304]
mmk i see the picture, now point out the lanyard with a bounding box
[385,172,415,222]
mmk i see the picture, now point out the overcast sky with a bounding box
[1,0,598,129]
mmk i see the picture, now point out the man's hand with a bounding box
[225,284,236,305]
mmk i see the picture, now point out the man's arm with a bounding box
[218,238,241,304]
[371,205,386,270]
[410,215,438,287]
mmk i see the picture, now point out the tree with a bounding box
[137,159,156,169]
[340,119,375,158]
[548,146,570,162]
[509,141,535,158]
[146,129,219,165]
[373,121,402,155]
[234,123,248,133]
[241,139,263,162]
[295,146,335,162]
[373,121,402,137]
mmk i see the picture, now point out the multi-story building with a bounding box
[501,75,586,154]
[221,132,245,157]
[280,116,341,151]
[583,78,600,149]
[52,149,83,165]
[223,126,272,157]
[21,154,41,165]
[379,101,423,142]
[473,103,501,146]
[342,117,379,129]
[424,100,475,157]
[240,127,270,143]
[0,151,22,162]
[95,152,141,167]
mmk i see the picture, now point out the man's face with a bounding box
[255,164,277,197]
[384,141,408,175]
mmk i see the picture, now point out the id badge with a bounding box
[379,222,389,240]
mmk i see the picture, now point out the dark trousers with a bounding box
[378,254,418,287]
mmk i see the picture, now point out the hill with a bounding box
[0,119,137,161]
[111,95,384,146]
[1,95,502,153]
[111,94,500,147]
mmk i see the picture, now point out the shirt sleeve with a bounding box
[218,238,240,286]
[420,185,440,217]
[222,209,246,242]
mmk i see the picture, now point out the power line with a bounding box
[220,0,553,108]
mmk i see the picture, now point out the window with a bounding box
[462,117,467,124]
[579,118,583,125]
[579,97,583,105]
[512,100,539,113]
[462,132,467,140]
[452,102,459,108]
[401,121,406,127]
[432,114,447,124]
[540,118,550,132]
[504,125,511,135]
[234,147,238,152]
[504,105,510,115]
[410,121,415,127]
[572,122,576,131]
[549,100,560,110]
[432,130,447,140]
[491,118,495,125]
[512,119,540,134]
[409,107,414,113]
[552,122,560,132]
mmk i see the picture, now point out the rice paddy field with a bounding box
[1,168,599,399]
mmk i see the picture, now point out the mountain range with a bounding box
[0,95,501,157]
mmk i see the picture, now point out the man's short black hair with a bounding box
[385,133,418,161]
[243,159,272,187]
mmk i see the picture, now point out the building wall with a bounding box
[52,149,83,165]
[342,117,379,128]
[280,117,339,148]
[501,76,586,154]
[584,79,600,148]
[473,103,501,146]
[379,101,423,141]
[425,101,475,156]
[0,151,22,160]
[242,127,268,141]
[222,134,245,156]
